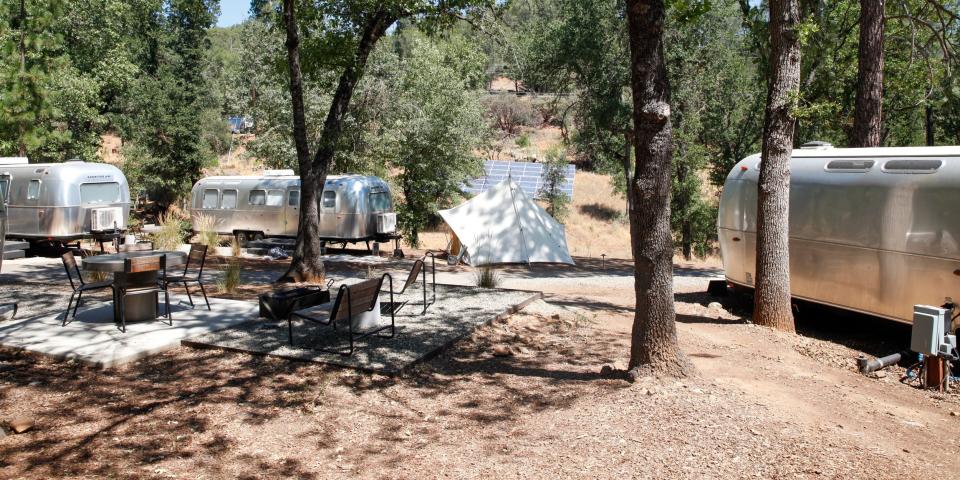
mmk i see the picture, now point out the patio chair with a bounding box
[61,251,113,326]
[386,254,436,314]
[288,274,400,356]
[160,244,210,311]
[116,255,171,333]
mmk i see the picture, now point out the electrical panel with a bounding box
[911,305,949,356]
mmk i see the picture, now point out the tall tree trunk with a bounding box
[280,1,393,282]
[624,0,694,377]
[925,104,934,146]
[754,0,801,332]
[17,0,26,157]
[851,0,884,147]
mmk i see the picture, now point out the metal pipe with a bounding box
[858,352,902,374]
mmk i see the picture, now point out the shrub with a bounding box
[539,146,570,223]
[483,95,537,135]
[152,213,188,251]
[193,213,221,250]
[230,235,242,257]
[473,265,501,288]
[217,258,242,294]
[516,132,531,148]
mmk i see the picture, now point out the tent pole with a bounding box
[508,175,530,266]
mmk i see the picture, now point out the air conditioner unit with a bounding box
[91,207,124,232]
[376,213,397,234]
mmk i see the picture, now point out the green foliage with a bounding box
[119,0,221,208]
[386,38,489,247]
[539,146,570,222]
[516,132,531,148]
[0,0,69,159]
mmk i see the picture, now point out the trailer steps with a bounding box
[2,240,28,260]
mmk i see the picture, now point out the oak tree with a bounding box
[753,0,802,332]
[624,0,694,377]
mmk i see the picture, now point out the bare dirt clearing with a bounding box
[1,255,958,479]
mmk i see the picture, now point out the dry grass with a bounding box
[192,213,221,249]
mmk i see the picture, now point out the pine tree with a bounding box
[0,0,67,158]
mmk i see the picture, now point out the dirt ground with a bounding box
[1,255,959,479]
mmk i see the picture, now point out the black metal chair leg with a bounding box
[73,291,83,319]
[183,282,194,308]
[63,291,76,326]
[198,282,211,310]
[117,291,126,333]
[164,289,172,324]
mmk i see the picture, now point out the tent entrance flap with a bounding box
[437,178,574,266]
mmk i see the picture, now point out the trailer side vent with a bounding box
[826,160,875,172]
[882,159,942,173]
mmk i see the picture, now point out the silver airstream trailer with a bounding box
[717,144,960,325]
[0,158,131,245]
[189,171,398,246]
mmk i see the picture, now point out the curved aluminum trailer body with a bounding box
[0,191,6,271]
[718,145,960,324]
[0,160,130,242]
[189,173,398,243]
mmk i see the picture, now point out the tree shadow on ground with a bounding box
[0,299,628,478]
[674,289,912,359]
[578,203,624,222]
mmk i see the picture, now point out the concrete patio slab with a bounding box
[183,284,542,374]
[0,294,258,367]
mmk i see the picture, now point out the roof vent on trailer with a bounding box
[800,141,833,150]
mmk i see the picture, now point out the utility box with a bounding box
[911,305,949,356]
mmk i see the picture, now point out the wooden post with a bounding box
[924,356,946,390]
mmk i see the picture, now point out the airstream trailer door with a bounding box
[285,189,300,235]
[318,188,338,238]
[10,177,41,235]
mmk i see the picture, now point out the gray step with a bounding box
[3,240,28,252]
[2,249,25,260]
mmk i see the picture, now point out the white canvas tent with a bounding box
[438,178,574,266]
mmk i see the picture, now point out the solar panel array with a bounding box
[462,160,576,200]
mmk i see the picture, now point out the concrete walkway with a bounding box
[0,293,258,367]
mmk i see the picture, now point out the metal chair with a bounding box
[289,274,399,356]
[61,251,113,326]
[116,255,171,333]
[160,244,210,310]
[386,254,436,314]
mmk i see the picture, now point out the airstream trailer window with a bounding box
[882,159,943,173]
[26,180,40,200]
[322,191,336,210]
[288,190,300,207]
[249,189,266,205]
[202,189,219,209]
[0,178,8,202]
[266,190,283,207]
[825,160,875,172]
[80,182,121,204]
[369,192,390,212]
[221,189,238,209]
